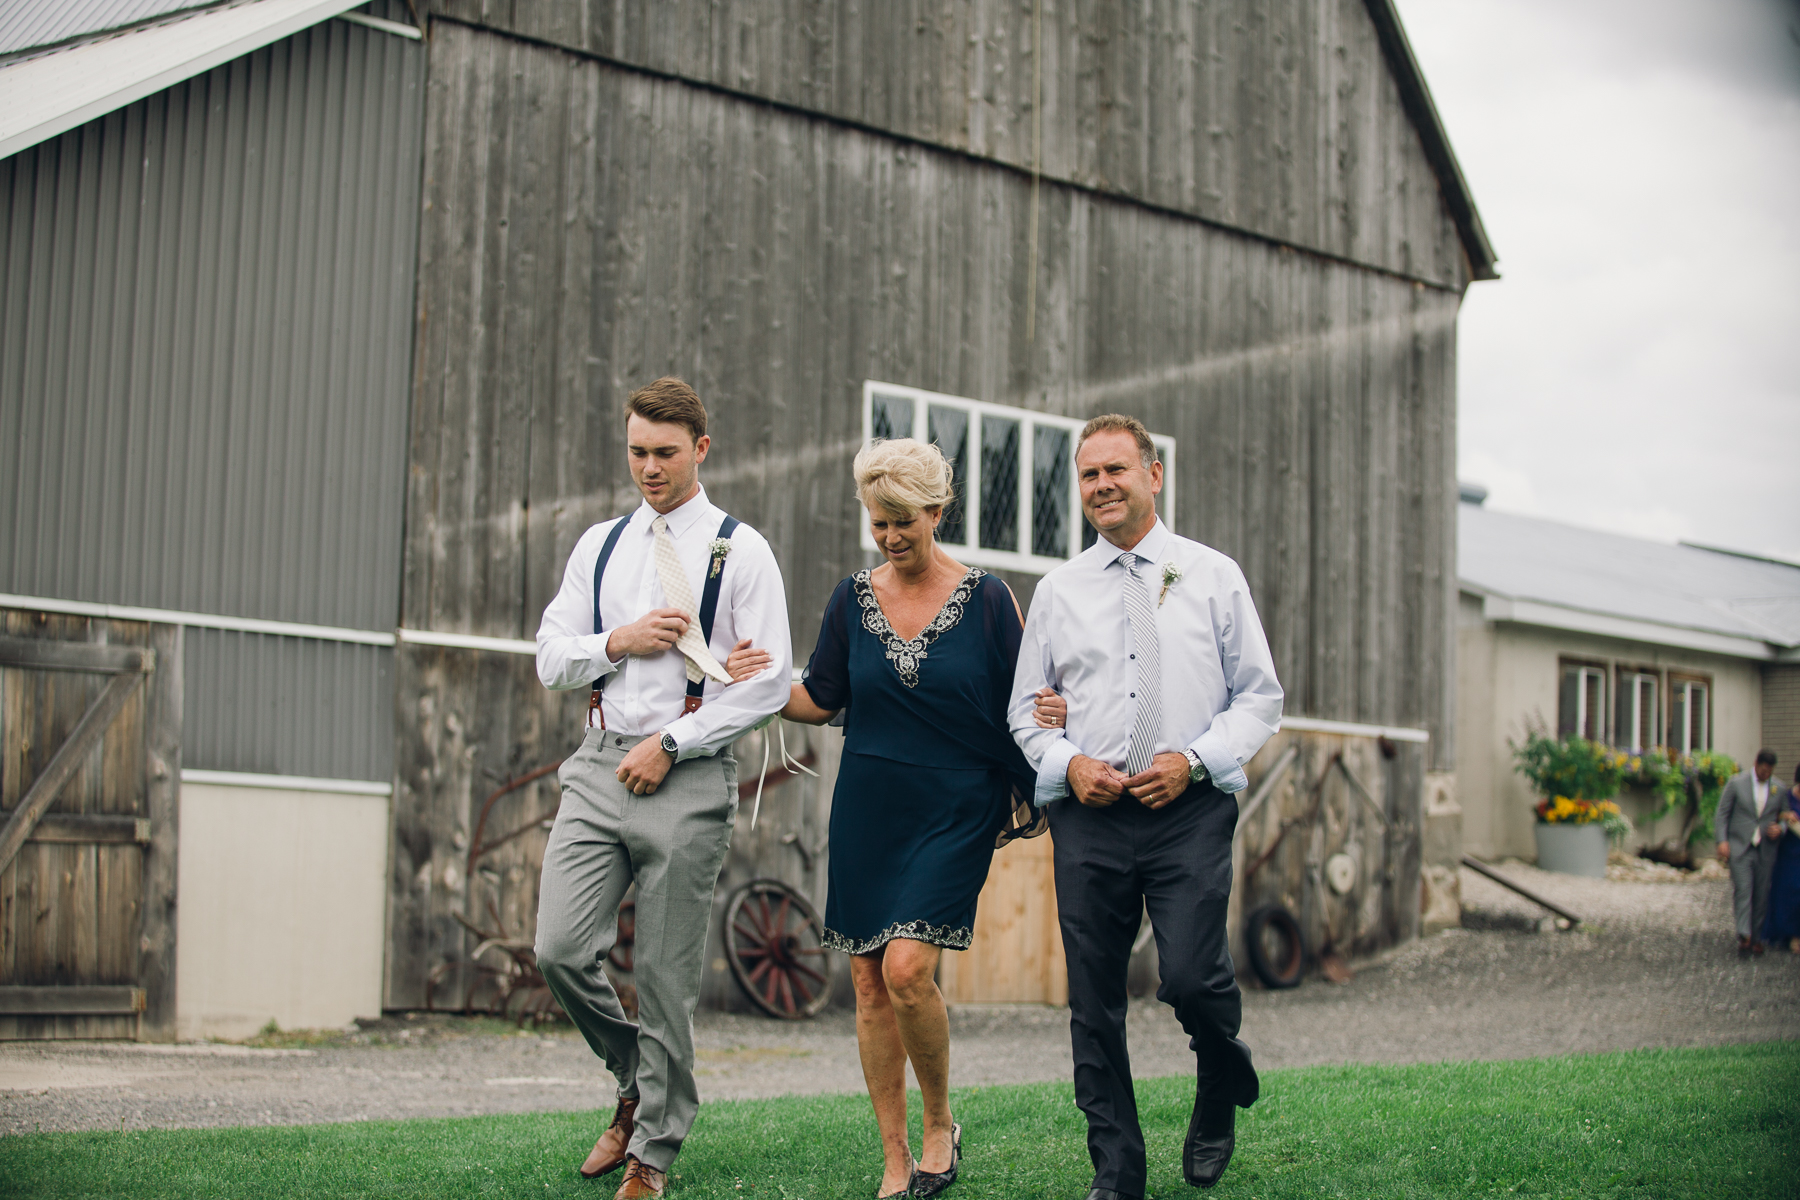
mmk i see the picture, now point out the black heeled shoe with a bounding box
[876,1154,916,1200]
[912,1123,961,1198]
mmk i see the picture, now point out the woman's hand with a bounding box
[724,638,773,683]
[1033,687,1068,730]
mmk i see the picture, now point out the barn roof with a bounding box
[0,0,383,160]
[1459,500,1800,661]
[1363,0,1498,281]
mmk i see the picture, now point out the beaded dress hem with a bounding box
[822,919,973,955]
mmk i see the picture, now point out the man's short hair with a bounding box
[1078,413,1158,469]
[1756,748,1778,767]
[625,377,707,443]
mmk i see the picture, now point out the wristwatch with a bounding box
[659,731,679,759]
[1183,749,1208,784]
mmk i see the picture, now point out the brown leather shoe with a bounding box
[580,1096,640,1179]
[1751,939,1766,956]
[613,1156,665,1199]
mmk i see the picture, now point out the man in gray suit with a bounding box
[1716,749,1789,957]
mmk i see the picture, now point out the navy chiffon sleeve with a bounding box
[801,577,854,711]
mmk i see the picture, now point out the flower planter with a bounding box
[1534,821,1608,878]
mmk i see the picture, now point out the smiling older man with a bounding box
[1011,414,1283,1199]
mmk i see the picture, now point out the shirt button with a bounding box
[1130,692,1136,698]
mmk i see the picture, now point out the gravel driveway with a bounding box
[3,863,1795,1136]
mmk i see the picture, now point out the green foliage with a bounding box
[1509,729,1629,802]
[1624,748,1739,846]
[2,1044,1796,1199]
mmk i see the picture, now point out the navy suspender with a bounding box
[587,512,741,729]
[687,515,741,711]
[585,517,632,727]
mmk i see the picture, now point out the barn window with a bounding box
[1669,674,1711,754]
[861,382,1176,574]
[1615,669,1660,752]
[1557,660,1606,742]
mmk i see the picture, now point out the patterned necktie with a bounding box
[1121,552,1162,776]
[651,515,732,685]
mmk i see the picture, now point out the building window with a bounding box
[1669,674,1711,754]
[862,382,1176,573]
[1616,669,1659,752]
[1558,660,1606,741]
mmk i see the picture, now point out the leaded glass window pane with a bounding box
[980,415,1019,552]
[928,404,969,545]
[1033,425,1070,558]
[871,393,914,441]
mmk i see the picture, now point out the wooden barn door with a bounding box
[0,613,181,1040]
[938,831,1067,1006]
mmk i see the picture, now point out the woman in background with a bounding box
[1763,764,1800,952]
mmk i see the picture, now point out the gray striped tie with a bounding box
[1121,552,1162,776]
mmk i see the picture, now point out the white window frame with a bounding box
[1558,661,1606,742]
[1617,670,1659,753]
[861,381,1177,575]
[1670,676,1710,755]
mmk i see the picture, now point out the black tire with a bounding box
[1244,904,1305,989]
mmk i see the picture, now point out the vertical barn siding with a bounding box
[434,0,1472,289]
[0,18,423,633]
[386,21,1461,1004]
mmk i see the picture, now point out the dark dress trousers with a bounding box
[1050,781,1256,1196]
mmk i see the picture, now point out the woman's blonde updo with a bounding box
[853,438,955,519]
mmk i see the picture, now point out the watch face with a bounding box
[661,733,678,754]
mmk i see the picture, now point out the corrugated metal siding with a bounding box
[0,14,423,634]
[0,0,220,57]
[185,629,393,779]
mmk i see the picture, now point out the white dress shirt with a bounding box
[535,485,793,760]
[1009,519,1283,805]
[1753,776,1771,845]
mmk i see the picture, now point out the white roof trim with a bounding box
[1476,593,1777,661]
[0,0,367,162]
[181,769,391,796]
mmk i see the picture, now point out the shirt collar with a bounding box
[1102,518,1171,570]
[634,483,714,537]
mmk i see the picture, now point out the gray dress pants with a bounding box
[535,729,738,1171]
[1729,839,1777,942]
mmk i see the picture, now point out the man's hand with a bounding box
[606,608,690,660]
[1768,821,1785,841]
[1068,755,1127,807]
[1718,841,1731,864]
[1123,752,1192,811]
[616,735,674,795]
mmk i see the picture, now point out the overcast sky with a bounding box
[1393,0,1800,562]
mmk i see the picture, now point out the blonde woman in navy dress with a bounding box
[728,439,1035,1199]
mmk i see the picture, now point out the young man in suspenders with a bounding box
[534,378,793,1198]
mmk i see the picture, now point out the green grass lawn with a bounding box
[2,1043,1794,1199]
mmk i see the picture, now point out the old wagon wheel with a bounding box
[608,900,636,973]
[723,878,831,1019]
[1244,904,1305,989]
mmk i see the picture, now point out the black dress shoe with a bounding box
[1082,1189,1140,1200]
[1184,1099,1236,1189]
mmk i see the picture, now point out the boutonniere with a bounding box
[1158,561,1183,605]
[708,537,733,578]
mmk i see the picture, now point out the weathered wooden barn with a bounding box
[0,0,1492,1038]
